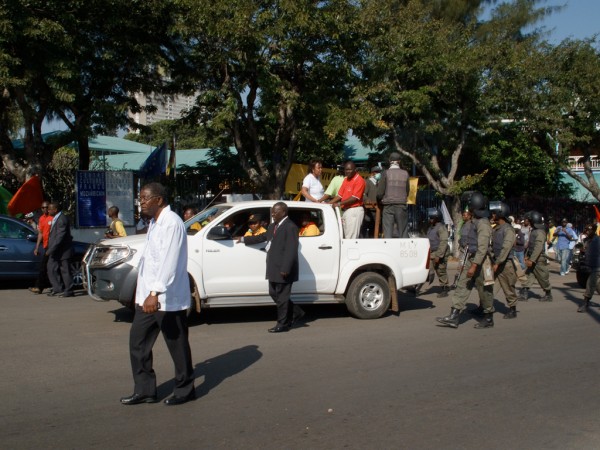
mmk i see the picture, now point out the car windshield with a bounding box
[184,205,231,230]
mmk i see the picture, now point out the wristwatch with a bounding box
[150,291,160,297]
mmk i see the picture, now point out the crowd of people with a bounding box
[421,192,600,328]
[27,201,76,297]
[298,153,410,240]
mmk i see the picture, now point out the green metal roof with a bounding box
[83,135,155,154]
[13,131,379,170]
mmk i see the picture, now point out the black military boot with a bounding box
[518,288,530,301]
[437,285,450,298]
[539,290,553,302]
[436,308,461,328]
[578,297,590,313]
[474,312,494,329]
[503,306,517,319]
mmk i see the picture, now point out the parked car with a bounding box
[0,214,90,286]
[83,201,430,319]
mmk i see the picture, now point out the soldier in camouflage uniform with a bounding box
[436,192,494,329]
[491,202,519,319]
[520,211,553,301]
[426,208,450,297]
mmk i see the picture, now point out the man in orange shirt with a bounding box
[29,201,53,294]
[330,161,366,239]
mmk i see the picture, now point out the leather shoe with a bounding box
[120,393,157,405]
[58,292,74,298]
[28,287,41,294]
[268,325,289,333]
[164,391,196,406]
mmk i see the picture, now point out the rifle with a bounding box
[452,247,469,289]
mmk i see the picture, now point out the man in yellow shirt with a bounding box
[183,207,202,233]
[105,206,127,238]
[299,212,320,237]
[244,214,267,237]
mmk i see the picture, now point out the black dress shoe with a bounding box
[268,325,289,333]
[120,393,157,405]
[164,391,196,406]
[58,292,74,298]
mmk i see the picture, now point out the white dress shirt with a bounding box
[135,205,190,311]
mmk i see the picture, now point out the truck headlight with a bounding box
[89,245,135,268]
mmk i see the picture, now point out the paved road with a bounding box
[1,263,599,449]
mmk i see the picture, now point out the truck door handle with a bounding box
[318,245,333,250]
[0,245,7,251]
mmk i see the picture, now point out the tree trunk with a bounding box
[78,137,90,171]
[449,194,463,259]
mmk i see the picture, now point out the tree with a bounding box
[174,0,360,198]
[124,120,211,150]
[332,0,558,233]
[0,0,76,181]
[0,0,180,181]
[529,39,600,202]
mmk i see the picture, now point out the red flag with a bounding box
[7,175,44,216]
[594,205,600,223]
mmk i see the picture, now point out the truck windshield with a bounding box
[184,205,232,231]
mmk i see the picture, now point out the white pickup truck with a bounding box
[83,201,430,319]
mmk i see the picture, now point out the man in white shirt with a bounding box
[120,182,195,406]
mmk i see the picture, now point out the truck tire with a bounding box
[346,272,390,319]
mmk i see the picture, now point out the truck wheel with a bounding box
[346,272,390,319]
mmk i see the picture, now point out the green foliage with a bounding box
[124,120,210,150]
[0,0,181,179]
[474,126,574,199]
[1,0,598,205]
[43,146,78,214]
[175,0,360,197]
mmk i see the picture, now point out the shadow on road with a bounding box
[556,285,600,325]
[156,345,263,400]
[108,306,134,323]
[190,304,349,327]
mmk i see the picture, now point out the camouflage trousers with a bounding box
[524,258,552,291]
[496,260,519,308]
[451,256,494,313]
[430,255,449,287]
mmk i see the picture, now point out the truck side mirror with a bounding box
[207,226,231,240]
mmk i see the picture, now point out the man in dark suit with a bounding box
[239,202,304,332]
[46,202,74,297]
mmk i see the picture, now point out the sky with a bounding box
[42,0,599,134]
[538,0,600,43]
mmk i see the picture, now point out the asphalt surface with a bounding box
[1,260,599,449]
